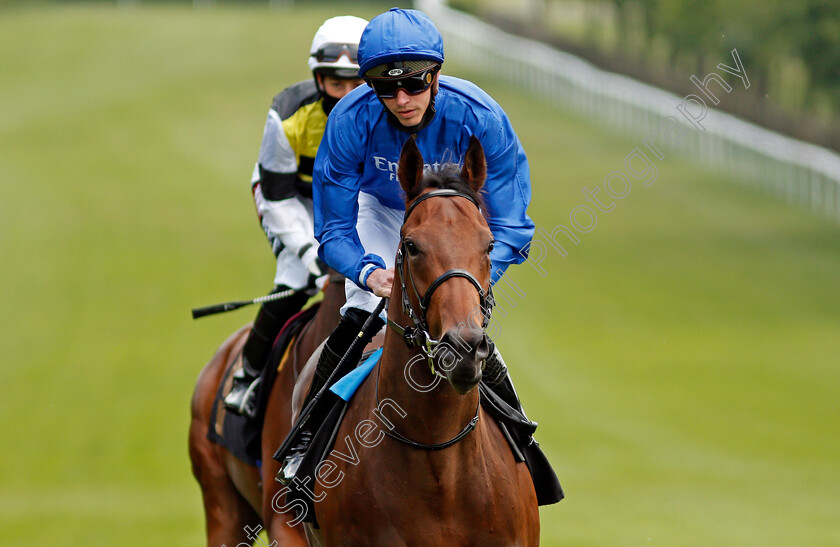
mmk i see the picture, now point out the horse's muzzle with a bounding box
[437,328,489,394]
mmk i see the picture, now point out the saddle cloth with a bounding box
[206,304,320,467]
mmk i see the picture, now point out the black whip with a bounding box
[191,288,298,319]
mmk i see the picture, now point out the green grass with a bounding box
[468,77,840,545]
[2,3,839,546]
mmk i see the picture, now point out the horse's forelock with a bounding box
[419,163,486,216]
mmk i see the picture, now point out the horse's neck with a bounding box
[313,275,345,336]
[376,290,480,446]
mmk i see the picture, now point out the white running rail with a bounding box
[417,0,840,221]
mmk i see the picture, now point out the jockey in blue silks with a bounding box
[277,7,536,482]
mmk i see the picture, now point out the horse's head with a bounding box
[395,136,494,395]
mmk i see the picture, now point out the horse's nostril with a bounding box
[437,327,488,368]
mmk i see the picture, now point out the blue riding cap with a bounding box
[357,8,445,77]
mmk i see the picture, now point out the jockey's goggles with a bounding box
[364,65,439,98]
[313,43,358,63]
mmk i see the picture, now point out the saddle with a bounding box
[206,304,320,466]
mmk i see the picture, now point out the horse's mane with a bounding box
[418,163,487,218]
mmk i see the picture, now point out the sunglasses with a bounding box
[313,43,358,63]
[365,66,438,98]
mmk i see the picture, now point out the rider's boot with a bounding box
[485,342,563,505]
[277,307,384,483]
[224,287,307,418]
[483,340,534,426]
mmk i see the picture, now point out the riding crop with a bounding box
[191,288,299,319]
[273,296,388,463]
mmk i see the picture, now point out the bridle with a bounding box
[378,188,494,451]
[386,189,494,378]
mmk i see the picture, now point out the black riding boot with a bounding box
[276,307,384,484]
[483,340,531,422]
[482,341,564,505]
[224,286,308,418]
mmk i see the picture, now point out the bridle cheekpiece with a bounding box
[387,189,495,379]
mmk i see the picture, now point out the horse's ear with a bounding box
[398,136,425,202]
[461,136,486,194]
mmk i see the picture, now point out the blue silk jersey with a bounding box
[313,75,535,289]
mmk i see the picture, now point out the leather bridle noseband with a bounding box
[386,189,494,378]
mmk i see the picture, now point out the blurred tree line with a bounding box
[451,0,840,151]
[3,0,836,148]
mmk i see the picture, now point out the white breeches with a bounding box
[341,191,403,318]
[258,195,316,291]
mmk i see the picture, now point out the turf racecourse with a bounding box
[1,3,839,546]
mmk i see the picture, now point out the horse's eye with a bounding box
[405,240,419,256]
[487,241,495,254]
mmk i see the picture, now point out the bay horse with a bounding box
[278,136,540,545]
[190,135,539,545]
[189,273,345,546]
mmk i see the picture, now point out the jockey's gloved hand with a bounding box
[300,242,328,295]
[305,271,329,296]
[300,242,327,278]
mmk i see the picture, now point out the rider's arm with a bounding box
[313,112,386,290]
[479,114,536,284]
[252,92,322,274]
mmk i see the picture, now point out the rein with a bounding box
[378,188,492,451]
[374,360,480,451]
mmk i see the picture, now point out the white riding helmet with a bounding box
[308,16,368,79]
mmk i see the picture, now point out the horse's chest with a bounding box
[322,457,527,540]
